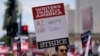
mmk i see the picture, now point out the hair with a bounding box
[55,45,68,51]
[55,46,59,51]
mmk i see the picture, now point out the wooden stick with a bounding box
[45,48,52,56]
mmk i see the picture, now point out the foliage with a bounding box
[3,0,19,30]
[0,35,9,46]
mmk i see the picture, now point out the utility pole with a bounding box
[17,0,22,56]
[17,0,22,35]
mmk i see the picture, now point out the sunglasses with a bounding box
[60,49,68,52]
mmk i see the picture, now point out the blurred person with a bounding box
[67,45,79,56]
[55,45,68,56]
[22,52,27,56]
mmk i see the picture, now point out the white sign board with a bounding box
[32,3,69,49]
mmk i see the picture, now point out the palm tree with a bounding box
[3,0,18,30]
[0,35,9,46]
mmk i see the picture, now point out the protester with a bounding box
[55,45,68,56]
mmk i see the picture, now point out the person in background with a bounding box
[55,45,68,56]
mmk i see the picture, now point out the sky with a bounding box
[0,0,75,37]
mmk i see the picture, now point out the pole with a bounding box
[17,12,22,56]
[17,0,22,35]
[17,0,22,56]
[18,13,22,35]
[45,48,52,56]
[85,35,91,56]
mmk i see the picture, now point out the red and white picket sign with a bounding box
[32,3,69,49]
[0,46,7,54]
[81,31,93,56]
[12,42,17,51]
[21,42,29,51]
[12,42,30,52]
[33,48,45,55]
[81,35,92,56]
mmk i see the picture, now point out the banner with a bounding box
[81,7,93,31]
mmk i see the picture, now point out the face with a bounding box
[56,45,68,56]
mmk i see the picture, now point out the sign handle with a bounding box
[85,35,91,56]
[45,48,52,56]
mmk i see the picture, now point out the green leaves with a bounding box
[0,35,9,46]
[3,0,18,30]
